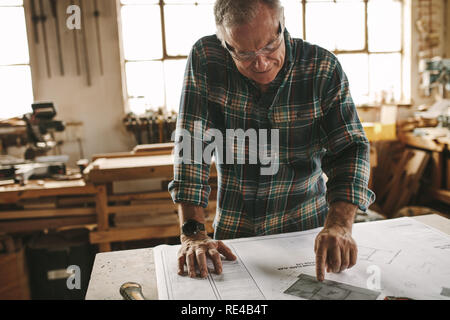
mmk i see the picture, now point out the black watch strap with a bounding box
[181,219,205,236]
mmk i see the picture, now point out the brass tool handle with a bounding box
[120,282,146,300]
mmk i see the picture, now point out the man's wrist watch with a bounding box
[181,219,206,236]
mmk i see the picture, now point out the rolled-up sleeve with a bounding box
[319,54,376,211]
[168,43,212,208]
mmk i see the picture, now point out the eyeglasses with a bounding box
[224,22,284,62]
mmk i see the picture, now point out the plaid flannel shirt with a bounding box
[168,29,375,240]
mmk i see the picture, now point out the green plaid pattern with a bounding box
[168,30,375,240]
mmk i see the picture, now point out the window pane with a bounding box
[164,59,187,112]
[164,0,215,3]
[334,2,365,50]
[120,0,158,4]
[369,53,402,103]
[280,0,303,39]
[0,0,23,6]
[125,61,165,110]
[165,4,215,56]
[0,6,29,65]
[307,0,363,2]
[305,2,335,50]
[368,0,402,52]
[306,2,364,51]
[337,54,369,105]
[0,66,33,120]
[121,5,162,60]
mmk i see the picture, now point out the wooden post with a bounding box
[95,185,111,252]
[430,151,443,189]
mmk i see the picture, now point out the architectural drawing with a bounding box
[284,274,380,300]
[358,246,402,264]
[154,217,450,300]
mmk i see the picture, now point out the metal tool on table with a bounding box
[384,296,414,300]
[49,0,64,76]
[22,102,65,160]
[120,282,146,300]
[38,0,51,78]
[14,161,66,185]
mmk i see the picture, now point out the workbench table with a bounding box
[0,179,98,233]
[84,154,217,252]
[85,214,450,300]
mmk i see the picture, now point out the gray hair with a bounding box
[214,0,283,41]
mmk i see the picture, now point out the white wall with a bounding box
[23,0,134,167]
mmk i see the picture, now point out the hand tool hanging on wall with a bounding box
[71,0,81,76]
[152,115,159,143]
[93,0,104,75]
[145,117,152,144]
[38,0,51,78]
[30,0,40,44]
[78,0,92,86]
[49,0,64,76]
[123,114,142,145]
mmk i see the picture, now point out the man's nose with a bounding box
[253,55,270,72]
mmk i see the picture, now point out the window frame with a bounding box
[0,0,34,120]
[119,0,408,114]
[301,0,406,105]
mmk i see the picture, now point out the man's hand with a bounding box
[178,231,237,278]
[314,201,358,282]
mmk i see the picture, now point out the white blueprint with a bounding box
[154,217,450,300]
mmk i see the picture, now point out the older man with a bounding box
[168,0,375,282]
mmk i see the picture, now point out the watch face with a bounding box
[182,220,197,236]
[182,219,204,236]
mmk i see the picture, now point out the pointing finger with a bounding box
[217,241,236,261]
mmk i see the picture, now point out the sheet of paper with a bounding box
[154,217,450,300]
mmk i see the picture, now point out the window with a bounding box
[120,0,216,114]
[302,0,404,105]
[0,0,33,120]
[120,0,406,114]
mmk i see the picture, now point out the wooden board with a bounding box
[0,207,96,220]
[428,188,450,206]
[0,180,97,204]
[85,155,217,183]
[381,148,430,217]
[398,131,445,152]
[132,143,174,154]
[0,215,96,233]
[91,143,174,161]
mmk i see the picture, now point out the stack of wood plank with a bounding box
[371,141,431,217]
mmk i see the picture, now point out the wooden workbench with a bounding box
[85,214,450,300]
[0,179,98,233]
[84,153,218,252]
